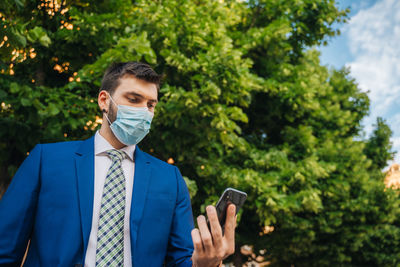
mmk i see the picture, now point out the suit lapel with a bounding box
[74,136,95,252]
[74,138,151,260]
[130,146,152,259]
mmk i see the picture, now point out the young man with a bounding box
[0,62,236,267]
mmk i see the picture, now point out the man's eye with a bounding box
[129,98,138,102]
[148,103,156,108]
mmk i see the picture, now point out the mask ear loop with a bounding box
[104,92,117,125]
[104,111,112,125]
[108,92,118,107]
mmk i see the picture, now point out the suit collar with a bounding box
[94,131,136,162]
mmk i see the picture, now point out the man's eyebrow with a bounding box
[125,91,158,103]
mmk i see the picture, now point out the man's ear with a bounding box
[98,90,109,112]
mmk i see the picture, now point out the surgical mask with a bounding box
[105,94,154,145]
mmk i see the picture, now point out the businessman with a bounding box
[0,62,236,266]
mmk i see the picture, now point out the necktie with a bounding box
[95,149,127,266]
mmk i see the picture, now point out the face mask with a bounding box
[105,94,154,145]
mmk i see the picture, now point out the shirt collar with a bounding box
[94,131,136,161]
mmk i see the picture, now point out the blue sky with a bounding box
[319,0,400,167]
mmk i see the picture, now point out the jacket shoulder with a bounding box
[140,150,176,170]
[40,139,84,152]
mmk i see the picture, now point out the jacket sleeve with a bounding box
[0,144,41,266]
[164,166,195,267]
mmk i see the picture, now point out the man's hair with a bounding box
[100,62,161,95]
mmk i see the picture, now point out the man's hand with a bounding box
[191,204,236,267]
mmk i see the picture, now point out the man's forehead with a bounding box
[116,76,158,99]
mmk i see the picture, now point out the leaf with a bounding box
[9,83,20,93]
[27,26,51,47]
[183,176,198,199]
[10,28,27,47]
[20,98,31,106]
[39,35,52,47]
[14,0,25,8]
[48,103,60,116]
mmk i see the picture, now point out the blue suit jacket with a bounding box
[0,136,194,267]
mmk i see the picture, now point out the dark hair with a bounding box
[100,62,161,95]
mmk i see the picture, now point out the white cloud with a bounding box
[345,0,400,164]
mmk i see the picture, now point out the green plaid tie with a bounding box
[95,149,127,266]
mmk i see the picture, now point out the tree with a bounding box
[1,0,399,265]
[364,117,395,171]
[0,0,144,192]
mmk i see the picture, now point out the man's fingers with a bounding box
[191,228,203,253]
[223,204,236,246]
[206,205,223,248]
[197,215,213,251]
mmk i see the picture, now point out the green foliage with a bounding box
[364,117,395,171]
[183,176,198,199]
[1,0,399,265]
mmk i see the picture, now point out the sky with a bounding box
[319,0,400,167]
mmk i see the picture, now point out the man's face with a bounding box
[105,75,158,123]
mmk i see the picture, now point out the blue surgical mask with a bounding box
[105,94,154,145]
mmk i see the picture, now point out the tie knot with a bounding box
[106,149,126,163]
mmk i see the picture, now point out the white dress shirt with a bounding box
[84,131,136,267]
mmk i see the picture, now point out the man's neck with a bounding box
[99,125,126,150]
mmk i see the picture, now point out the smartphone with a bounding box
[208,187,247,233]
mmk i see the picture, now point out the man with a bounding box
[0,62,236,266]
